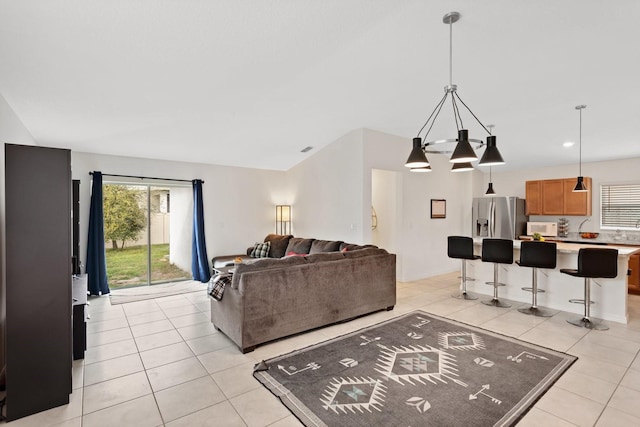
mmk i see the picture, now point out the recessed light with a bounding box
[563,141,575,148]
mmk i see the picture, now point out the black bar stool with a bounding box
[481,238,513,308]
[560,248,618,330]
[516,241,557,317]
[448,236,479,300]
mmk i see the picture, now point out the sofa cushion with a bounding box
[285,237,315,255]
[249,241,271,258]
[340,243,361,252]
[341,243,379,252]
[264,234,293,258]
[305,252,345,263]
[309,239,343,254]
[343,247,387,258]
[236,256,308,274]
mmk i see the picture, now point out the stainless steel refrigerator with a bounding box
[472,197,527,240]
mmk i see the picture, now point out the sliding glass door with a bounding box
[104,183,191,288]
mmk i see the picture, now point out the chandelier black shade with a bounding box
[410,165,432,173]
[405,137,430,168]
[451,162,474,173]
[404,11,505,173]
[450,130,478,163]
[479,135,505,166]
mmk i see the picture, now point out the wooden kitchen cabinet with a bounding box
[563,177,592,215]
[525,177,592,216]
[541,179,564,215]
[629,251,640,295]
[525,180,542,215]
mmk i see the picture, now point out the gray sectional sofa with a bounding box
[210,234,397,353]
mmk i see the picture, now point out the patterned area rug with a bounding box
[254,310,576,427]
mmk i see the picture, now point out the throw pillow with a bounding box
[284,237,315,255]
[250,241,271,258]
[264,234,294,258]
[285,251,306,257]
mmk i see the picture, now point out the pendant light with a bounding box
[410,165,432,173]
[485,166,496,195]
[405,137,429,169]
[573,105,588,192]
[484,125,497,194]
[451,162,474,173]
[404,11,505,172]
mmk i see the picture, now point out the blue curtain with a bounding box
[86,171,109,295]
[192,179,210,282]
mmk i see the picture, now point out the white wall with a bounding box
[372,169,399,254]
[478,157,640,235]
[285,127,475,282]
[361,129,473,281]
[0,93,37,374]
[71,152,287,275]
[70,129,475,285]
[286,129,364,242]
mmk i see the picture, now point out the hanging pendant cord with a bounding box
[424,94,449,141]
[416,92,448,137]
[452,94,463,130]
[579,108,582,176]
[453,92,491,135]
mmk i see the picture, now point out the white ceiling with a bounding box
[1,0,639,172]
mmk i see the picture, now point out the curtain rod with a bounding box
[89,172,202,184]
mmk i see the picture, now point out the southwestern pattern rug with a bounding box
[253,310,577,427]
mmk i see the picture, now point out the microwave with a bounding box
[527,222,558,237]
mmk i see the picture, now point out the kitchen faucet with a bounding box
[578,218,591,233]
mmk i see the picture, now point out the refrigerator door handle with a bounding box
[490,201,496,237]
[488,201,492,237]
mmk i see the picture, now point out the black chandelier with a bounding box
[405,11,505,173]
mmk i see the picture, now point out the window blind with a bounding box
[601,184,640,229]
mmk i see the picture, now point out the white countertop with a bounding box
[472,238,639,256]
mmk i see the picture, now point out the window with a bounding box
[600,184,640,230]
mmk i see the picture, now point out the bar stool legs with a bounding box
[518,268,553,317]
[452,259,478,300]
[568,278,608,330]
[482,264,511,308]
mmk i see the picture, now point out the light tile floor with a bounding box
[4,272,640,426]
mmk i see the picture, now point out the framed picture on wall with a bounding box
[431,199,446,218]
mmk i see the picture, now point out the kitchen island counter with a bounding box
[550,232,640,246]
[467,239,640,323]
[520,232,640,246]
